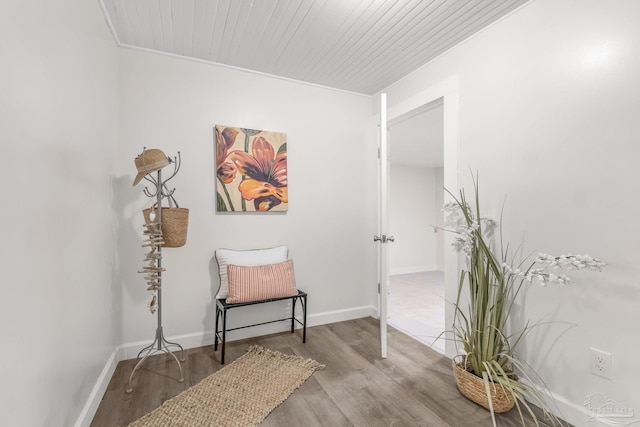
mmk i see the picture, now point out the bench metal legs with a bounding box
[214,305,228,364]
[214,293,307,364]
[292,293,307,343]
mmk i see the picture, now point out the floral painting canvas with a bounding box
[215,125,288,212]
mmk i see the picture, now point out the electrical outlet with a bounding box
[590,347,612,379]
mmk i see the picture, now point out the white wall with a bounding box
[0,1,119,426]
[8,1,636,425]
[389,164,439,274]
[382,0,640,425]
[115,49,379,350]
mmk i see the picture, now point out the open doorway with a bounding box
[387,100,446,354]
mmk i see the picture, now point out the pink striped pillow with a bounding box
[226,259,298,304]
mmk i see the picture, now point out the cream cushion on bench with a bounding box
[214,245,288,299]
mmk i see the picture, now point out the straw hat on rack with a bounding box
[133,148,170,186]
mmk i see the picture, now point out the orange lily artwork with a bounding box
[214,125,288,212]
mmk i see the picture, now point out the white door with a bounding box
[383,77,459,358]
[375,93,394,359]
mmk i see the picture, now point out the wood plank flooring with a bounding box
[91,317,566,427]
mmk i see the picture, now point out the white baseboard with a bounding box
[518,378,595,427]
[550,392,593,427]
[76,304,376,426]
[390,266,441,275]
[308,305,377,326]
[117,330,218,361]
[73,349,118,427]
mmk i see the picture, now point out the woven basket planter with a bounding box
[143,206,189,248]
[452,356,516,413]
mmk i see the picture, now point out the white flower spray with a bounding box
[444,202,606,286]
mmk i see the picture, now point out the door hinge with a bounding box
[378,283,381,294]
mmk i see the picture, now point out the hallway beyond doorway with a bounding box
[389,271,445,354]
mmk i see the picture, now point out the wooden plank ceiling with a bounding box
[100,0,529,95]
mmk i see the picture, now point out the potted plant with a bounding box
[444,175,606,426]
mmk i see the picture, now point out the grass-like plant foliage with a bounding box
[446,174,605,427]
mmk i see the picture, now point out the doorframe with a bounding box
[383,76,459,358]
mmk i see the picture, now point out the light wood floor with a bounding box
[91,317,565,427]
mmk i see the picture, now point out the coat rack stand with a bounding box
[126,151,185,393]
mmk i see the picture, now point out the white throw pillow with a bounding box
[214,246,288,299]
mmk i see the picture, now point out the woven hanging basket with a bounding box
[143,206,189,248]
[452,356,516,413]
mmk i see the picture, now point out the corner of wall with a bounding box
[73,350,119,427]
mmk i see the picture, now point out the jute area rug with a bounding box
[127,345,324,427]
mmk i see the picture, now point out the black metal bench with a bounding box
[214,290,307,364]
